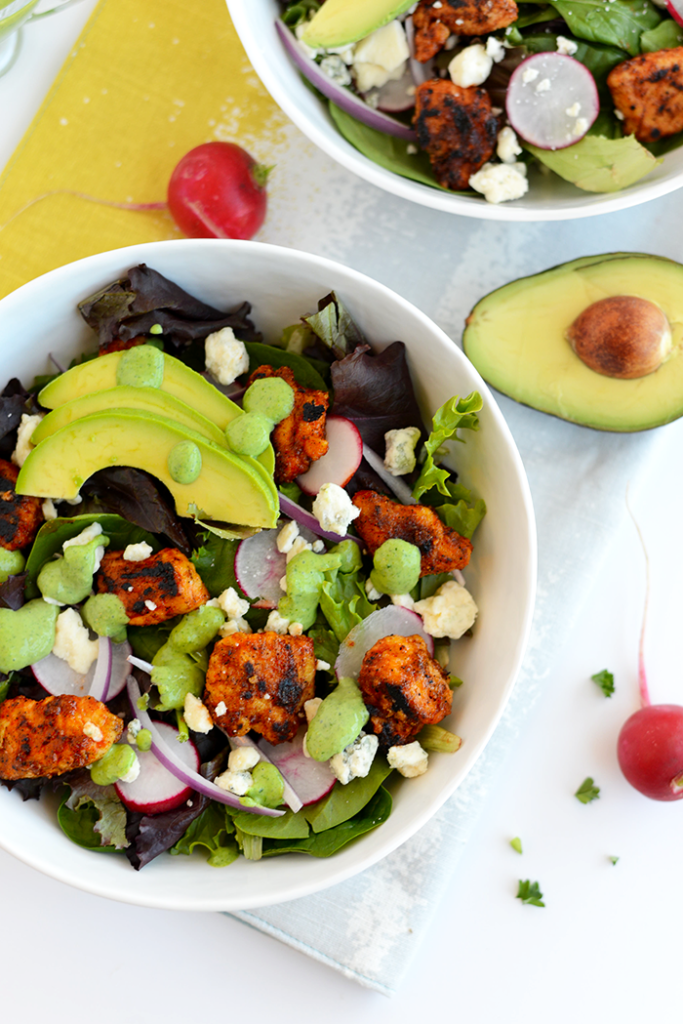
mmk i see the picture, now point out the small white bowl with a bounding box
[0,239,535,910]
[228,0,683,222]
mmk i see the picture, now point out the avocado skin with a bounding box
[16,409,279,529]
[301,0,415,48]
[463,252,683,433]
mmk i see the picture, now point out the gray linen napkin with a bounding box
[228,404,669,994]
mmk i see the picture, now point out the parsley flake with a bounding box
[609,856,619,866]
[516,879,545,907]
[510,837,523,854]
[575,777,600,804]
[591,669,615,697]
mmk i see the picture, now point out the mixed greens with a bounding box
[0,267,486,870]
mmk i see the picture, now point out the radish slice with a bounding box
[234,522,319,607]
[228,735,304,813]
[667,0,683,27]
[278,492,362,546]
[297,416,363,495]
[505,53,599,150]
[372,66,416,113]
[335,606,434,679]
[115,721,199,814]
[275,19,417,141]
[33,637,111,700]
[361,444,416,505]
[406,15,435,83]
[259,729,337,806]
[126,676,284,816]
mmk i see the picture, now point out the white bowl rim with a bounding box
[0,238,537,910]
[228,0,683,223]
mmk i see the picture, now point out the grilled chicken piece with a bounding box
[414,79,499,190]
[204,631,316,745]
[352,489,472,575]
[358,634,452,748]
[412,0,518,62]
[0,694,123,779]
[608,48,683,143]
[0,458,43,551]
[247,365,329,483]
[95,547,209,626]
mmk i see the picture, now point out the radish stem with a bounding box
[626,490,651,708]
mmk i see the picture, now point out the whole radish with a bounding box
[167,142,269,240]
[617,514,683,800]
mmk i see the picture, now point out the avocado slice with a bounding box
[39,349,243,430]
[462,253,683,432]
[38,349,275,475]
[32,386,228,447]
[16,409,279,528]
[301,0,415,48]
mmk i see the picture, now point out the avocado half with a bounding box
[301,0,415,48]
[462,253,683,432]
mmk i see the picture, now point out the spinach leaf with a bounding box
[128,623,175,663]
[245,341,328,391]
[171,802,239,867]
[25,514,158,589]
[230,808,310,839]
[513,4,557,29]
[329,102,462,192]
[526,132,661,191]
[264,786,392,857]
[57,794,116,852]
[641,17,683,51]
[542,0,661,56]
[304,757,393,833]
[308,623,340,666]
[191,532,243,598]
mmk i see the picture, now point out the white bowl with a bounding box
[0,239,535,910]
[228,0,683,222]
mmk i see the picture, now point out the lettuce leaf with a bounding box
[191,532,244,599]
[170,802,238,867]
[263,787,392,857]
[320,570,377,642]
[303,292,366,359]
[244,340,329,390]
[412,393,482,501]
[60,772,129,850]
[523,0,662,55]
[641,17,683,51]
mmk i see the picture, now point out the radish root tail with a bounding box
[626,486,651,708]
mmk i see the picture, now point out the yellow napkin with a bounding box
[0,0,290,299]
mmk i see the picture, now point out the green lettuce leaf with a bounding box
[320,570,377,642]
[60,773,129,850]
[263,786,392,857]
[523,33,627,98]
[191,532,244,599]
[412,392,483,501]
[304,292,366,358]
[230,808,310,839]
[526,133,662,192]
[523,0,662,55]
[171,802,239,867]
[641,17,683,51]
[304,757,393,833]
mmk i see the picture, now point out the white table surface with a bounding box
[3,4,683,1020]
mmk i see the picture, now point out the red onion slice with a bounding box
[506,53,599,150]
[88,638,112,703]
[335,606,433,679]
[278,492,362,546]
[275,18,417,141]
[667,0,683,27]
[126,676,284,817]
[361,444,416,504]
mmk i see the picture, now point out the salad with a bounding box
[277,0,683,202]
[0,265,485,870]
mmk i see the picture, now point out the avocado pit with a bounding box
[566,295,672,380]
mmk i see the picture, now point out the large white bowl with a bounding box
[0,239,535,910]
[228,0,683,222]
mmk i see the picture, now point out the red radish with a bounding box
[167,142,269,241]
[275,19,417,142]
[506,53,599,150]
[666,0,683,27]
[228,735,304,812]
[33,638,131,701]
[234,523,318,607]
[115,721,199,814]
[259,729,337,806]
[616,512,683,801]
[297,416,363,495]
[335,606,434,680]
[126,677,284,816]
[374,66,416,113]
